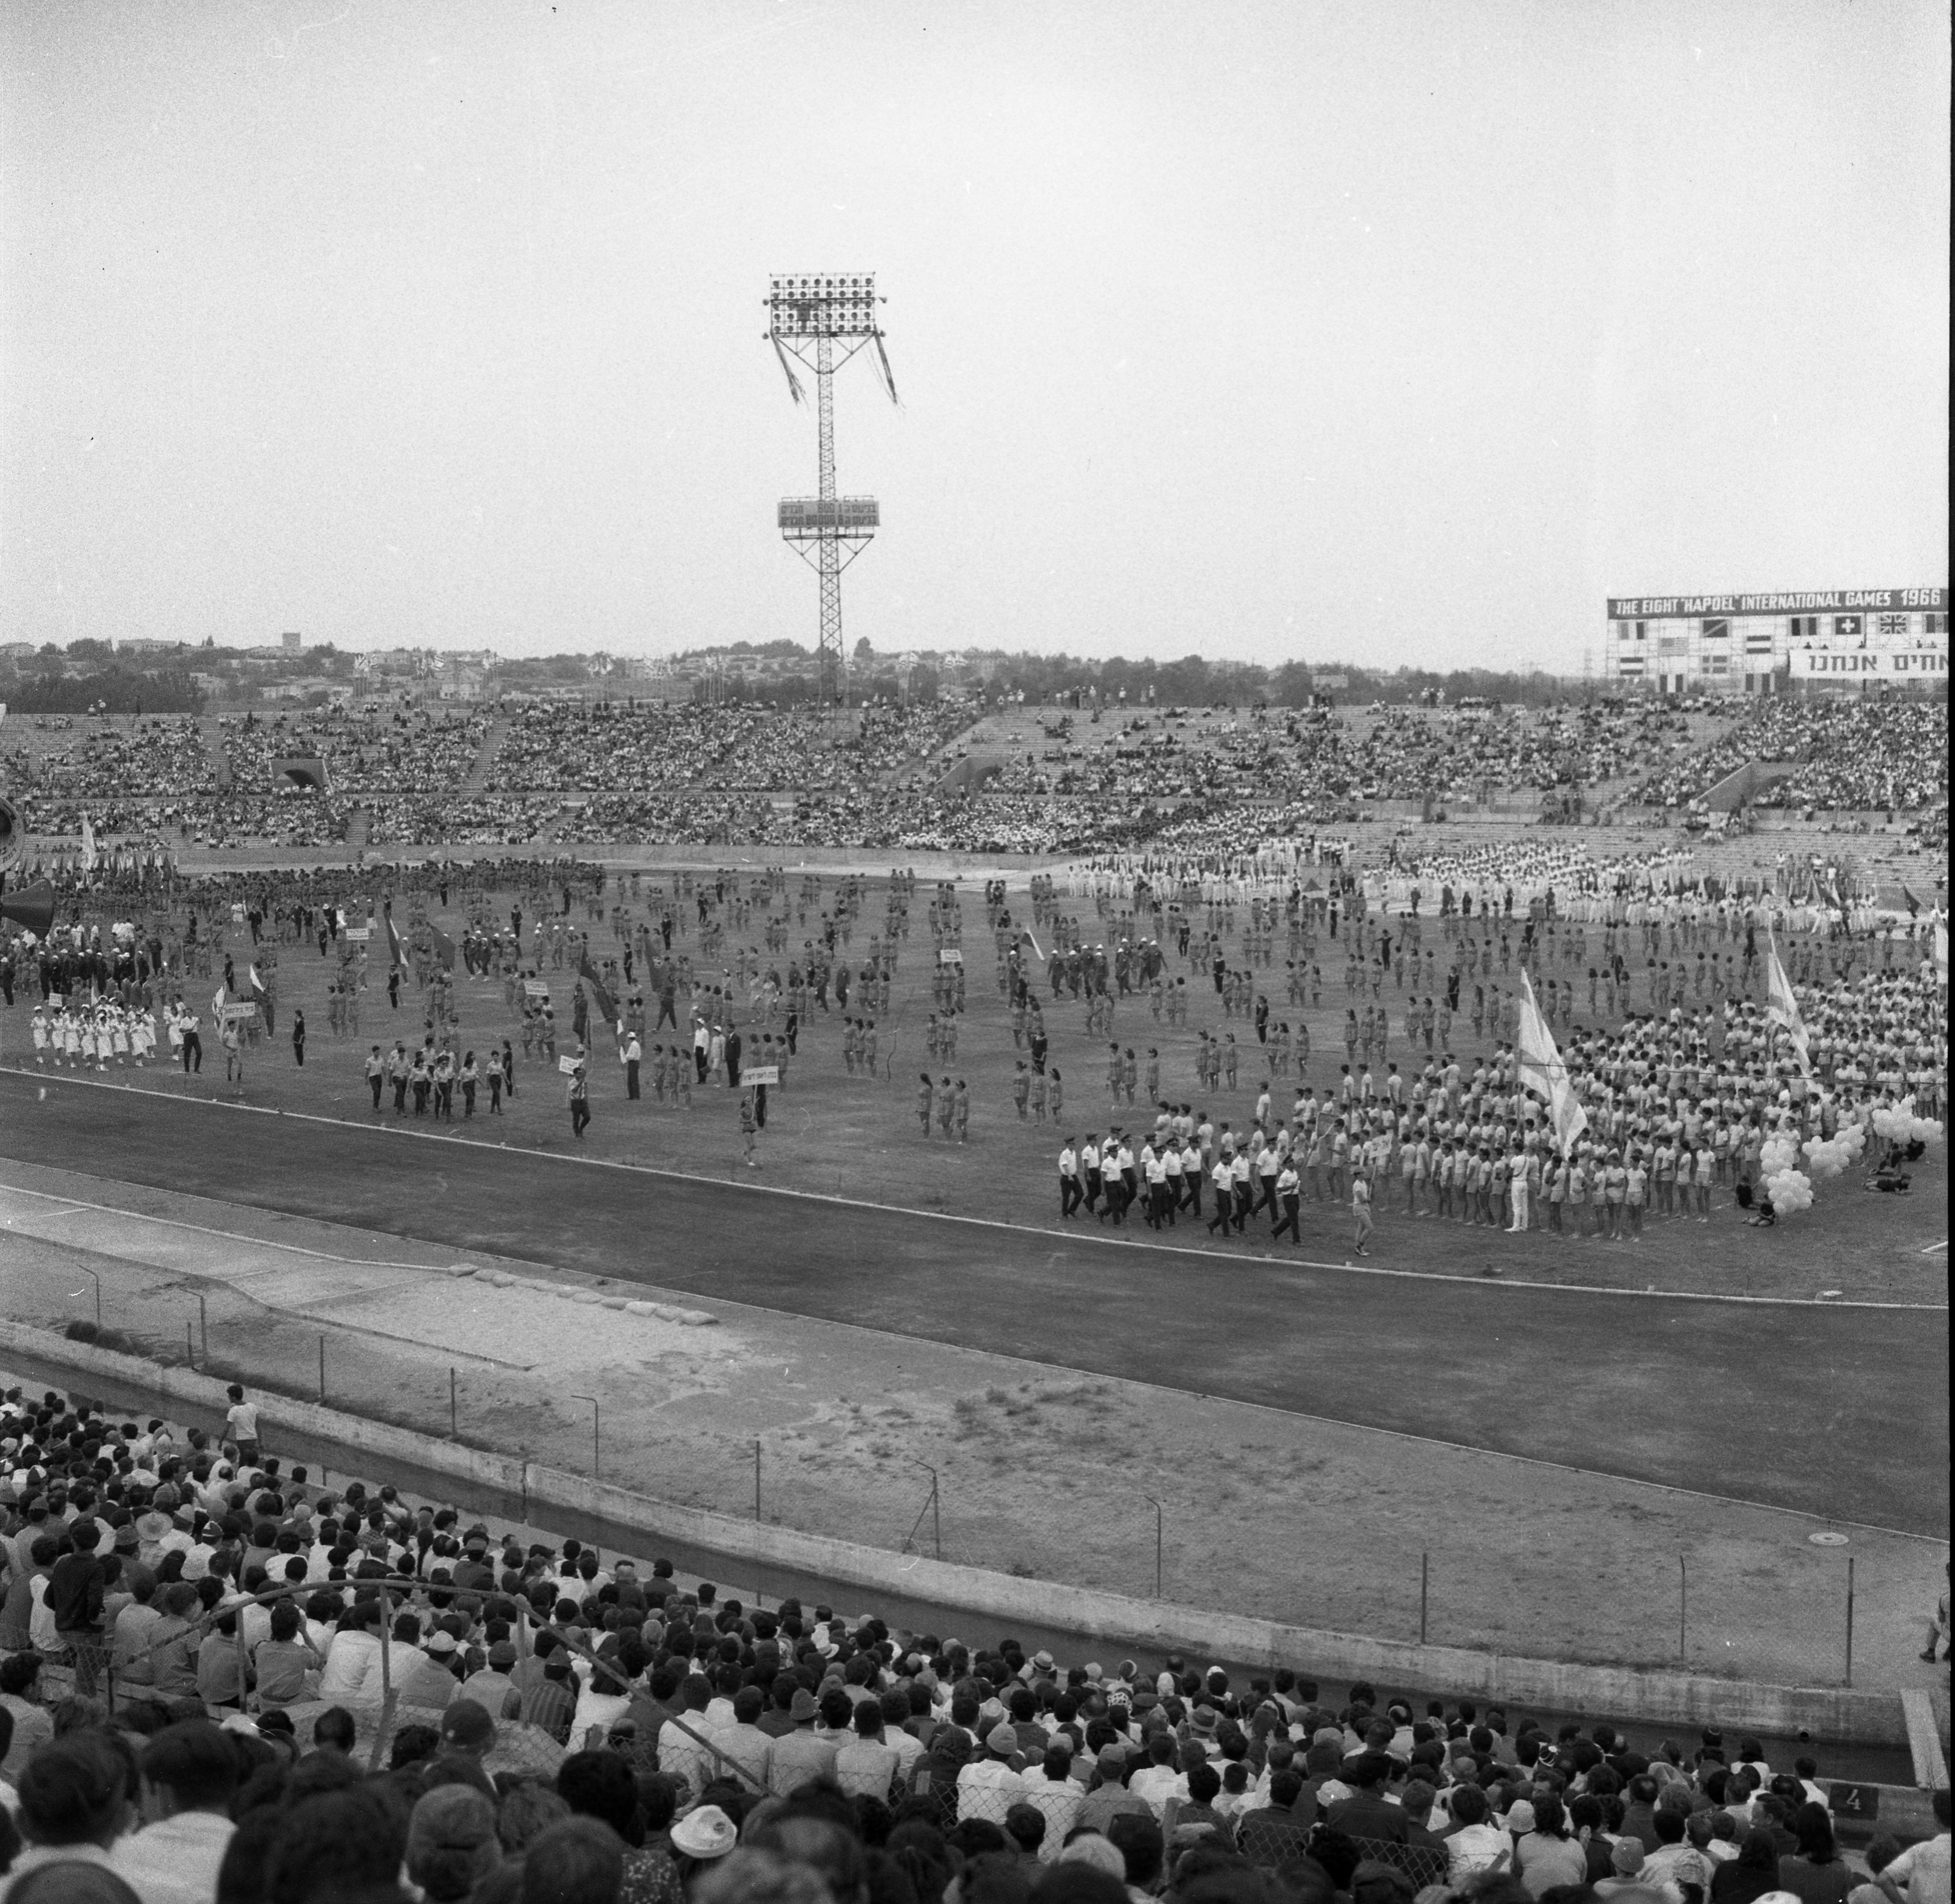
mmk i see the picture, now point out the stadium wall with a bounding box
[0,1318,1914,1749]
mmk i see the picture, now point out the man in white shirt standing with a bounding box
[223,1386,260,1467]
[1058,1141,1081,1219]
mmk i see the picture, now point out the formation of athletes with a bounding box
[4,838,1946,1262]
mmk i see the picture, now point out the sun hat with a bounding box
[671,1806,737,1860]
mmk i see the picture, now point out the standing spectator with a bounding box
[224,1385,260,1466]
[46,1520,108,1697]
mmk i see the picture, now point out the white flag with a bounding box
[1517,971,1589,1152]
[1765,929,1810,1071]
[81,814,98,871]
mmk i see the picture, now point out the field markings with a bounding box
[2,1065,1947,1314]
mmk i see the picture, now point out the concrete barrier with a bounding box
[0,1320,1910,1747]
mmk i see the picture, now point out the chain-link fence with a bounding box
[31,1286,1884,1693]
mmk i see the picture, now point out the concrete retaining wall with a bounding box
[1,1320,1908,1748]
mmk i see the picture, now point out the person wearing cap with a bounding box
[395,1618,462,1710]
[438,1698,499,1762]
[1077,1744,1151,1836]
[107,1721,238,1904]
[768,1687,838,1796]
[1598,1837,1680,1904]
[956,1722,1029,1823]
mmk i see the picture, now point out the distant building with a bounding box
[282,631,302,653]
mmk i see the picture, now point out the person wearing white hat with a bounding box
[671,1805,738,1869]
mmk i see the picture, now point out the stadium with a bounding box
[0,8,1948,1904]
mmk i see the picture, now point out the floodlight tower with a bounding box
[767,274,898,706]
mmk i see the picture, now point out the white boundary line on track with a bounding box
[0,1184,473,1278]
[3,1065,1947,1313]
[3,1097,1944,1547]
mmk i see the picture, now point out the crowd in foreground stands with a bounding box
[2,1385,1949,1904]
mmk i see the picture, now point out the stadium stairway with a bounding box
[205,719,234,790]
[344,805,372,849]
[461,713,511,793]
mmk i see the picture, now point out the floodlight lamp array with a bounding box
[768,273,879,338]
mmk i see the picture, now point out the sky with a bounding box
[1,0,1947,670]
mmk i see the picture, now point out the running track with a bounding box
[1,1070,1944,1536]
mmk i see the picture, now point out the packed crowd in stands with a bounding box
[2,1383,1946,1904]
[1629,702,1949,814]
[215,711,491,800]
[486,701,979,800]
[9,688,1947,858]
[987,704,1698,808]
[17,722,214,800]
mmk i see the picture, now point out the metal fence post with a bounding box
[754,1439,762,1521]
[186,1322,195,1370]
[450,1368,458,1439]
[1679,1555,1688,1665]
[1844,1556,1855,1686]
[1421,1551,1430,1645]
[572,1394,600,1479]
[931,1471,941,1561]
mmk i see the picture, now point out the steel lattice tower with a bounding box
[767,274,897,705]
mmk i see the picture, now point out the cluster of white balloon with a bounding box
[1757,1096,1944,1219]
[1871,1097,1946,1148]
[1760,1127,1817,1216]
